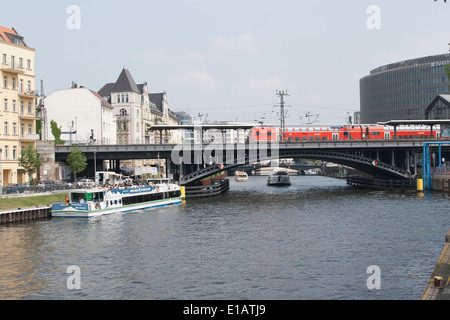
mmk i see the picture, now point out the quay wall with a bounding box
[0,207,51,225]
[421,230,450,300]
[431,174,450,191]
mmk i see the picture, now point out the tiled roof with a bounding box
[89,90,113,108]
[0,26,27,47]
[111,68,140,94]
[149,93,164,112]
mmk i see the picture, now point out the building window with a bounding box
[20,124,24,138]
[27,80,31,92]
[28,124,32,134]
[123,122,127,131]
[12,146,16,160]
[3,99,7,111]
[4,146,8,160]
[27,102,31,114]
[12,100,15,112]
[19,58,23,68]
[27,59,31,69]
[19,79,23,93]
[12,122,16,135]
[20,101,23,115]
[3,76,6,88]
[2,54,6,64]
[117,94,121,104]
[11,77,15,89]
[125,94,129,103]
[4,122,8,135]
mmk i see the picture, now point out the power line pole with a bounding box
[276,90,289,142]
[39,80,48,142]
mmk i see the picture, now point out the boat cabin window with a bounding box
[71,192,103,203]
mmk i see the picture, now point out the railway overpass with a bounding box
[54,139,445,185]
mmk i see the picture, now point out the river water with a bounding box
[0,175,449,300]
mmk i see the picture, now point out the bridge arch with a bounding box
[179,148,412,185]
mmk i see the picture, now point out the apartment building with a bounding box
[0,26,39,185]
[99,68,181,144]
[43,85,116,145]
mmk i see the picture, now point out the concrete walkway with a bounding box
[421,230,450,300]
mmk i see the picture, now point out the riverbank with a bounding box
[421,230,450,300]
[0,193,67,211]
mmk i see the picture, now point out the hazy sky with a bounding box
[1,0,449,125]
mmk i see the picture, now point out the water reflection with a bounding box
[0,175,448,299]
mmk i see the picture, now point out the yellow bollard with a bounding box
[180,186,186,199]
[417,179,423,191]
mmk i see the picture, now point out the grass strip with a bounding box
[0,193,68,211]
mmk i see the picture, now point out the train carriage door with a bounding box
[384,131,390,140]
[332,132,339,141]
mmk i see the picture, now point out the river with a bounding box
[0,175,449,300]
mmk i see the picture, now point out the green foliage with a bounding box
[19,145,43,181]
[50,120,65,145]
[67,145,87,178]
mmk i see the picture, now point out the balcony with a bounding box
[1,62,25,74]
[19,112,38,120]
[19,133,40,142]
[18,90,39,99]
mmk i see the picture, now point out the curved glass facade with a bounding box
[360,53,450,124]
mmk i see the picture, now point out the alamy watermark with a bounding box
[366,265,381,290]
[170,127,279,166]
[367,5,381,30]
[66,5,81,30]
[66,265,81,290]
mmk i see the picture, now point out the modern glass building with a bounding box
[360,53,450,124]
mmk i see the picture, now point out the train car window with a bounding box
[322,137,328,141]
[267,131,272,136]
[302,137,307,141]
[295,137,300,142]
[288,137,293,142]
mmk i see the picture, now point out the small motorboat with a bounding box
[267,170,291,186]
[235,171,249,182]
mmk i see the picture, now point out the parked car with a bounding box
[56,181,73,189]
[41,180,57,191]
[77,179,95,188]
[3,183,28,194]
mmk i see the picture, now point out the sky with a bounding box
[1,0,449,125]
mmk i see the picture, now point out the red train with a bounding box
[249,125,440,142]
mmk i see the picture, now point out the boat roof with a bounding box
[70,188,107,193]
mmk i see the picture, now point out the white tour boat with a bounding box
[51,182,182,218]
[234,171,249,182]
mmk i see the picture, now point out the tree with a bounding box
[51,120,65,145]
[67,145,87,180]
[19,145,43,184]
